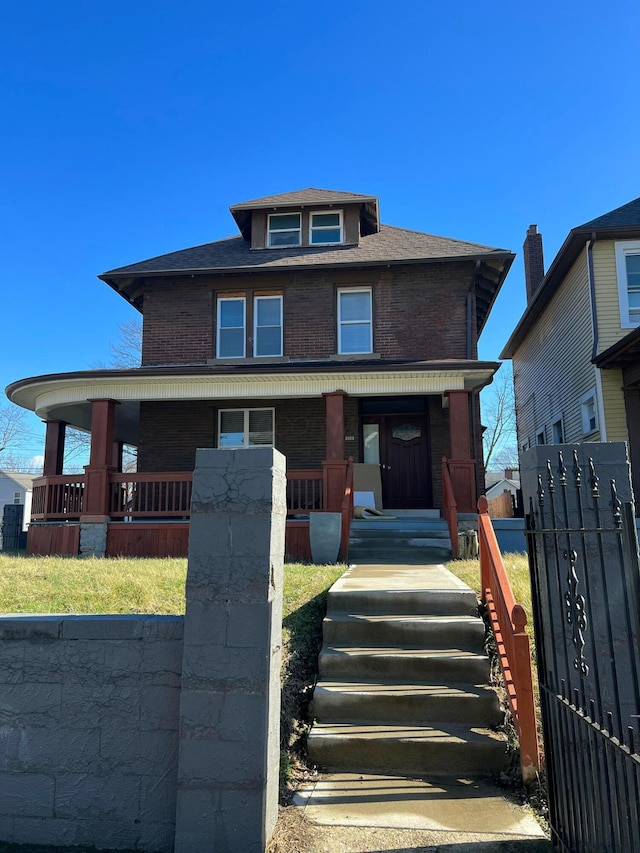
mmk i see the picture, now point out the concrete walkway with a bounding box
[295,559,550,850]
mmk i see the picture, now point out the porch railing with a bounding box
[441,457,458,559]
[109,473,193,518]
[340,457,354,561]
[286,469,323,513]
[31,475,85,519]
[478,494,540,783]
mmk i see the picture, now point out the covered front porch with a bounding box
[8,361,498,559]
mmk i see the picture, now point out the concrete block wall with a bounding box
[0,615,184,851]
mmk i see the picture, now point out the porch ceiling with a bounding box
[7,361,499,441]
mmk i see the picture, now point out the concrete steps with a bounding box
[307,561,507,778]
[348,511,453,564]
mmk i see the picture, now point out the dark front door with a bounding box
[363,414,431,509]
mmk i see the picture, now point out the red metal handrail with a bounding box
[477,494,540,783]
[441,457,458,559]
[340,456,354,562]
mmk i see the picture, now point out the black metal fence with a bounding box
[526,449,640,852]
[0,504,24,551]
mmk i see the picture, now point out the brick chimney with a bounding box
[524,224,545,303]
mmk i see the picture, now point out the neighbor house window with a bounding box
[536,428,546,446]
[254,296,283,357]
[552,415,564,444]
[218,408,274,448]
[268,213,301,247]
[615,240,640,327]
[580,390,598,435]
[310,211,343,245]
[13,493,20,505]
[338,288,372,354]
[217,297,246,358]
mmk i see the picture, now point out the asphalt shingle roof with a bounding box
[579,196,640,229]
[229,187,377,209]
[103,224,507,277]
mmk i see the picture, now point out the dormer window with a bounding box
[268,213,301,247]
[310,211,343,245]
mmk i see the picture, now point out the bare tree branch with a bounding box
[481,365,518,471]
[0,404,28,456]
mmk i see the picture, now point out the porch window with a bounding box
[310,211,343,245]
[615,240,640,327]
[218,408,274,448]
[268,213,301,248]
[338,288,372,354]
[217,297,246,358]
[254,296,283,357]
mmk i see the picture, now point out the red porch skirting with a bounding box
[27,523,81,557]
[285,520,311,561]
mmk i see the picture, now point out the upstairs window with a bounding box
[268,213,301,247]
[615,240,640,327]
[217,297,246,358]
[254,296,283,357]
[338,288,372,354]
[310,211,343,245]
[219,408,274,448]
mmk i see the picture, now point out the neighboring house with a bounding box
[7,187,514,558]
[502,197,640,496]
[0,471,35,531]
[485,468,520,501]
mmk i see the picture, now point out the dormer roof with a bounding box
[229,187,379,240]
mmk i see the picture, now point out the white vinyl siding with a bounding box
[218,408,274,448]
[512,250,601,449]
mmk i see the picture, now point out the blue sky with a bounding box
[2,0,639,461]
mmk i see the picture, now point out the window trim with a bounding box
[217,407,275,448]
[253,295,283,358]
[309,210,344,246]
[267,212,301,248]
[337,287,373,355]
[615,240,640,328]
[551,413,564,444]
[580,389,599,436]
[216,296,246,359]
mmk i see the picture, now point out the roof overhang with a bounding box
[593,325,640,369]
[502,223,640,359]
[7,361,500,445]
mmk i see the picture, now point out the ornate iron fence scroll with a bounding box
[526,450,640,853]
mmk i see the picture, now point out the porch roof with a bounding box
[7,360,499,445]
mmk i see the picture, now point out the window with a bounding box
[13,493,20,505]
[218,408,274,448]
[217,297,245,358]
[615,240,640,327]
[338,288,372,354]
[310,211,343,245]
[536,428,546,446]
[254,296,283,357]
[580,390,598,435]
[268,213,301,247]
[551,414,564,444]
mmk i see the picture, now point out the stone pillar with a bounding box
[43,420,66,476]
[323,391,347,512]
[174,447,286,853]
[445,390,476,512]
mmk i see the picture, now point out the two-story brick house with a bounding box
[7,188,514,557]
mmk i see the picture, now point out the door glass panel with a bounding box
[392,423,421,442]
[363,424,380,464]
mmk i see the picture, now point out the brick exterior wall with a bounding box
[140,262,474,366]
[138,397,361,472]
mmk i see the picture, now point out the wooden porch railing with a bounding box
[340,456,354,562]
[441,457,458,559]
[31,475,85,519]
[109,473,193,518]
[286,469,323,513]
[477,495,540,783]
